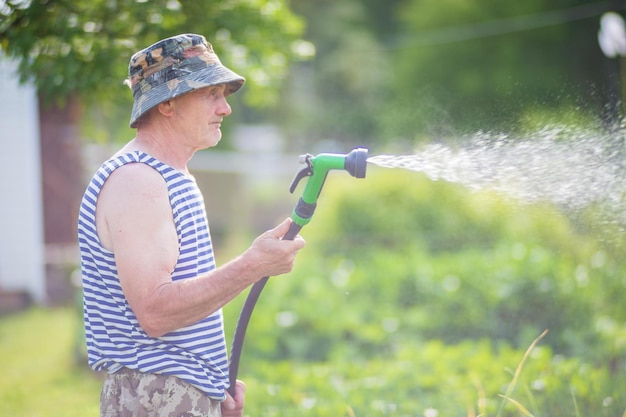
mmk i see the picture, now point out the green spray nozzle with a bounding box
[288,147,368,227]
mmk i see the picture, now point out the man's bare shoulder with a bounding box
[104,162,167,197]
[96,162,172,250]
[98,162,170,221]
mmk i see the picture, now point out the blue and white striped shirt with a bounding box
[78,151,229,400]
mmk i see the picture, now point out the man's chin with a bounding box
[207,135,222,148]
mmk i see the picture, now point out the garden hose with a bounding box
[227,148,368,397]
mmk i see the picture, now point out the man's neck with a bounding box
[125,128,194,174]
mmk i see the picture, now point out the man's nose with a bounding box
[217,96,232,116]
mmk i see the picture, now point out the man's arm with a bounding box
[97,163,305,337]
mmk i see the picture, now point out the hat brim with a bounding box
[129,63,245,128]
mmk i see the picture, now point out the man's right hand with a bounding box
[244,218,306,279]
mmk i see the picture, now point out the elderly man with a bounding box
[78,34,305,417]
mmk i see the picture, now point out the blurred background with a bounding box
[2,0,626,416]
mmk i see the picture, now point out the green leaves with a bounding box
[224,167,624,366]
[1,0,307,108]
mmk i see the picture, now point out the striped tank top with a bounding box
[77,151,229,400]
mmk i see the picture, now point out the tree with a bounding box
[282,0,406,150]
[282,0,621,149]
[0,0,307,246]
[388,0,617,137]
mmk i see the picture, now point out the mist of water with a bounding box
[367,126,626,230]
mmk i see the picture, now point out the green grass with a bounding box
[0,307,102,417]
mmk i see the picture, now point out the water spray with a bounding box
[367,127,626,230]
[228,147,368,396]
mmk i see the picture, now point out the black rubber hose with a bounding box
[227,221,303,397]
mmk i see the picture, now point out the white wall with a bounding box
[0,55,46,303]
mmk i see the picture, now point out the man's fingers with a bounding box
[222,390,235,410]
[234,379,246,402]
[267,217,292,239]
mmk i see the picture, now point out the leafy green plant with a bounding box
[2,307,623,416]
[225,168,626,368]
[239,331,626,416]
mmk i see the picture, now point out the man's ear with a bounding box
[157,99,175,118]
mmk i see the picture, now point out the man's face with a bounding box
[172,85,233,150]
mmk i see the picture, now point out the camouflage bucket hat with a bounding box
[126,33,245,128]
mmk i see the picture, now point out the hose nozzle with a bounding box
[344,147,368,178]
[289,147,368,227]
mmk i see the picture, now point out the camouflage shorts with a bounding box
[100,368,221,417]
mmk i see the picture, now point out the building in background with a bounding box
[0,55,46,311]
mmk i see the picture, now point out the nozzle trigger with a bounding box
[289,167,312,193]
[289,154,313,193]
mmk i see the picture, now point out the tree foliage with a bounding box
[388,0,616,136]
[0,0,309,108]
[2,0,619,146]
[283,0,621,148]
